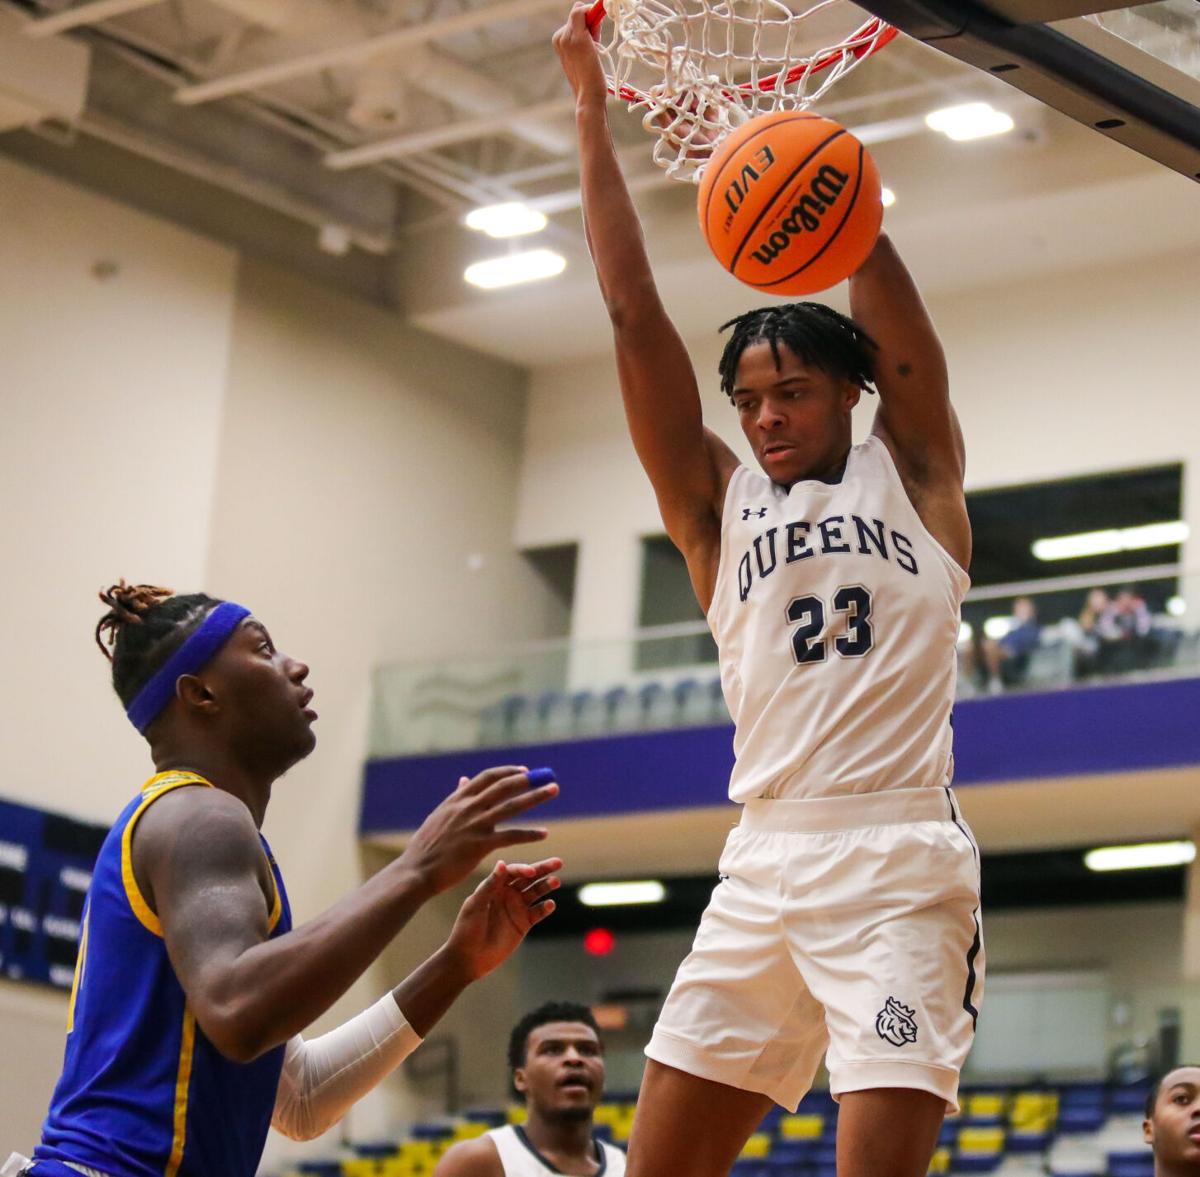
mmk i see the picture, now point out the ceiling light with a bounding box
[464,249,566,290]
[983,616,1013,640]
[1032,520,1188,561]
[925,102,1014,141]
[1085,841,1195,872]
[958,621,973,644]
[881,187,896,208]
[465,202,549,238]
[578,880,666,907]
[1167,595,1187,617]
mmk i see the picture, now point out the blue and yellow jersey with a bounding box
[34,771,293,1177]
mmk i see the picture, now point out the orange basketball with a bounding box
[697,111,883,296]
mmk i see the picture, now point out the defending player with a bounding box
[434,1001,625,1177]
[554,8,984,1177]
[11,582,562,1177]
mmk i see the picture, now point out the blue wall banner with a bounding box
[0,797,106,990]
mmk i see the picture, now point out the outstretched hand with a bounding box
[445,859,562,981]
[553,2,608,108]
[398,767,559,898]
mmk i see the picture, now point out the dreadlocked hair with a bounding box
[95,580,223,708]
[718,302,878,400]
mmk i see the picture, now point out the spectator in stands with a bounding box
[1098,585,1156,673]
[435,1001,626,1176]
[964,597,1041,694]
[1144,1065,1200,1175]
[1070,587,1114,679]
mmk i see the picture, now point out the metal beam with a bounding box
[22,0,162,37]
[325,94,574,169]
[174,0,565,106]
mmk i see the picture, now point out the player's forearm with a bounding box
[388,941,475,1038]
[575,97,663,324]
[208,861,436,1061]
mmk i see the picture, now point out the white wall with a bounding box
[516,242,1200,643]
[0,157,553,1163]
[514,901,1200,1100]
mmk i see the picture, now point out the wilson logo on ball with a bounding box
[749,165,850,267]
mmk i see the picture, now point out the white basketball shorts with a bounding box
[645,786,984,1113]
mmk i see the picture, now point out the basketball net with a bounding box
[587,0,896,182]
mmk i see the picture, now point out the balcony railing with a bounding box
[369,564,1197,758]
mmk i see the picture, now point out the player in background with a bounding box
[11,582,561,1177]
[1145,1066,1200,1176]
[554,6,983,1177]
[435,1001,625,1177]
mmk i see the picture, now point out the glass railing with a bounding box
[369,565,1196,757]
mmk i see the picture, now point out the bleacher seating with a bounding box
[279,1081,1156,1177]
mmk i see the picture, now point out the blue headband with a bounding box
[126,601,251,734]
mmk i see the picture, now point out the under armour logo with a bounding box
[875,997,918,1047]
[742,507,769,520]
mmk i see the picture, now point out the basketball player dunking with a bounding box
[435,1002,626,1177]
[554,8,984,1177]
[11,583,561,1177]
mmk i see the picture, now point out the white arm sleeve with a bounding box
[271,994,423,1142]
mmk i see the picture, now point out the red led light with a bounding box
[584,927,616,956]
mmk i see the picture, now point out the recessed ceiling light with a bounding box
[464,202,549,238]
[578,880,666,907]
[464,249,566,290]
[881,186,896,207]
[926,102,1014,141]
[1167,596,1187,617]
[1031,520,1188,561]
[1084,841,1195,872]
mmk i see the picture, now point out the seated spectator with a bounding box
[1069,587,1114,679]
[1097,585,1155,674]
[1143,1064,1200,1175]
[963,597,1040,694]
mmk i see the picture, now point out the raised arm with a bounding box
[136,767,557,1062]
[554,4,737,606]
[849,232,971,571]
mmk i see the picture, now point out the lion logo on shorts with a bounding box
[875,997,918,1047]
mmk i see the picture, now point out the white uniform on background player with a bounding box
[484,1124,626,1177]
[555,6,983,1177]
[435,1004,626,1177]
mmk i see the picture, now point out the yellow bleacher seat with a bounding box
[927,1146,951,1174]
[740,1132,771,1158]
[506,1105,528,1125]
[452,1120,489,1141]
[1010,1090,1059,1132]
[779,1113,824,1139]
[957,1126,1005,1154]
[966,1092,1006,1119]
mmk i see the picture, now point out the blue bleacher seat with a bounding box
[410,1123,454,1140]
[1008,1131,1052,1153]
[640,681,674,727]
[1107,1162,1154,1177]
[1109,1086,1151,1114]
[1058,1106,1107,1133]
[951,1158,1003,1174]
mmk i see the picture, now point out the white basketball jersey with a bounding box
[708,435,969,802]
[486,1125,626,1177]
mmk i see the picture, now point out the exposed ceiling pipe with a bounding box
[78,110,394,252]
[22,0,161,37]
[400,45,574,156]
[325,94,573,170]
[174,0,565,106]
